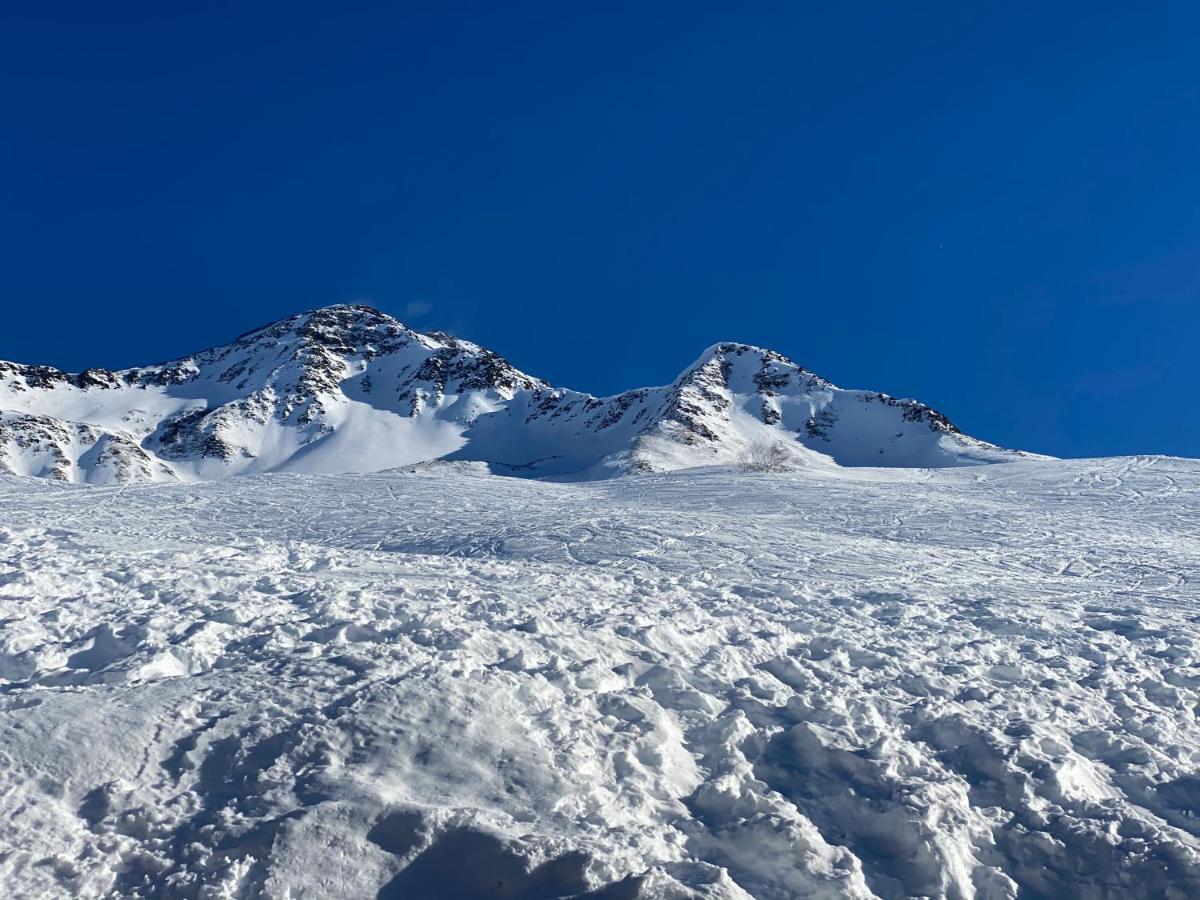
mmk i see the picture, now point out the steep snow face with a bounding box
[0,306,1035,482]
[0,456,1197,898]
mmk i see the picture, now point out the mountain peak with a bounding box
[317,301,386,315]
[676,341,827,392]
[695,340,787,361]
[232,303,413,349]
[298,302,402,330]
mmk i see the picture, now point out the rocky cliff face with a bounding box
[0,305,1031,483]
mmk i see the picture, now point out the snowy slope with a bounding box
[1,456,1198,898]
[0,305,1036,483]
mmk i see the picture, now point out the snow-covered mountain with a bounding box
[0,304,1034,483]
[4,305,1195,899]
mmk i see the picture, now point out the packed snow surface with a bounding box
[1,455,1199,898]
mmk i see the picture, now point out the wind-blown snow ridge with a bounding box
[0,304,1038,482]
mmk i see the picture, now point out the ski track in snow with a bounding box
[0,455,1199,898]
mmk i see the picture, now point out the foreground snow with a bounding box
[1,456,1198,898]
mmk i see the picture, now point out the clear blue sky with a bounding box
[2,2,1197,458]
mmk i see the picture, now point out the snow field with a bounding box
[0,455,1198,897]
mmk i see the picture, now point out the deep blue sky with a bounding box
[2,2,1197,458]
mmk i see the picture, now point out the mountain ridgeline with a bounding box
[0,305,1032,483]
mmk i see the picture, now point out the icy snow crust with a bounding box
[1,456,1198,898]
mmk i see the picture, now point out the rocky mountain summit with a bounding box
[0,304,1032,483]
